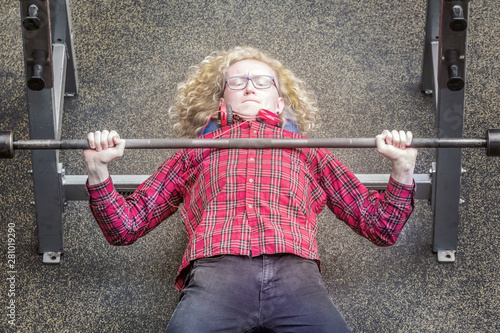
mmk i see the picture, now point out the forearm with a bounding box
[87,178,160,246]
[86,161,110,185]
[86,156,185,245]
[321,153,415,246]
[332,178,415,246]
[390,160,415,185]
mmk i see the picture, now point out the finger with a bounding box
[101,130,109,149]
[399,130,407,149]
[109,130,119,147]
[406,131,413,146]
[114,137,126,158]
[391,130,400,146]
[94,131,102,151]
[87,132,95,149]
[384,130,393,145]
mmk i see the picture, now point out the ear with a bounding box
[276,97,284,115]
[220,97,225,106]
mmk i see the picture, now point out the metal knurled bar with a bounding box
[12,137,487,150]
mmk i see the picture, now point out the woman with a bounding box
[84,47,417,332]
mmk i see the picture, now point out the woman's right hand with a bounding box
[84,130,126,185]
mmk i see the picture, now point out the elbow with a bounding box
[107,239,126,246]
[104,234,137,247]
[375,239,396,247]
[373,232,400,247]
[107,238,126,246]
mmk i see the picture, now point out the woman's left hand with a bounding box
[376,130,418,185]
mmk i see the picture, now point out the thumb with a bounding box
[113,136,125,146]
[376,130,389,146]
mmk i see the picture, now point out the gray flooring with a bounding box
[1,1,499,332]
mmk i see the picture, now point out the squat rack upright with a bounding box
[16,0,469,263]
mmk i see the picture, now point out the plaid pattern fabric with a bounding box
[87,119,415,290]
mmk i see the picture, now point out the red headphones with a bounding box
[257,109,283,127]
[218,104,233,127]
[218,104,283,128]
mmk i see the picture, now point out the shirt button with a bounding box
[248,204,253,208]
[249,178,254,183]
[249,158,255,162]
[253,130,257,134]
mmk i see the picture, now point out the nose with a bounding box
[244,79,257,94]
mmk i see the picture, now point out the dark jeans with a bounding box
[165,254,351,333]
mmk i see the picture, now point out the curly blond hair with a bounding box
[169,47,318,138]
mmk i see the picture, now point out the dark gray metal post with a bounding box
[431,0,470,262]
[20,0,78,263]
[27,89,65,263]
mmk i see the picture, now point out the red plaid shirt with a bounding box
[87,119,415,290]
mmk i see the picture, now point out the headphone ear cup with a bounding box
[226,104,233,127]
[218,104,227,127]
[257,109,283,127]
[217,104,233,127]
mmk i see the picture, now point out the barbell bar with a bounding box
[1,130,500,159]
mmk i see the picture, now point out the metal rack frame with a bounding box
[18,0,469,263]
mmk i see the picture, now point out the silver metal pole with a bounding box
[12,137,487,150]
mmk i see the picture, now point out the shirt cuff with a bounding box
[385,176,416,204]
[85,175,116,204]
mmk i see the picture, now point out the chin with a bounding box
[234,108,261,120]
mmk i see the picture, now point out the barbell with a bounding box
[1,130,500,159]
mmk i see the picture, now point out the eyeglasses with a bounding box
[225,75,278,90]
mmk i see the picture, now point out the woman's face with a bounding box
[220,59,284,120]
